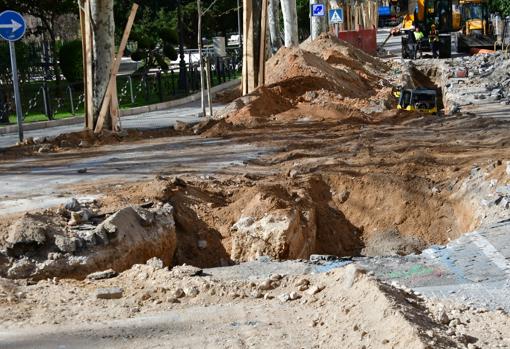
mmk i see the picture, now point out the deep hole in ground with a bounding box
[1,35,506,281]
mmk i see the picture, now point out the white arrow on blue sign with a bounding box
[0,10,26,42]
[311,4,325,17]
[329,8,344,24]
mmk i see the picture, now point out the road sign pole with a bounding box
[8,41,23,142]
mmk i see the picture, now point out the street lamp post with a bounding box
[177,0,188,93]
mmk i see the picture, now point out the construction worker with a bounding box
[407,26,417,59]
[429,24,440,58]
[413,26,425,58]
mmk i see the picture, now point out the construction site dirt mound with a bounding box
[2,261,500,348]
[214,33,399,128]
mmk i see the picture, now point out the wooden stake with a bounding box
[242,0,251,95]
[95,3,139,133]
[258,0,268,87]
[79,0,94,130]
[110,78,121,132]
[205,56,213,117]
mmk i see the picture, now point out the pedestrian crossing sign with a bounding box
[329,9,344,24]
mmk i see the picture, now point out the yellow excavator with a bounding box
[457,0,495,52]
[399,0,454,58]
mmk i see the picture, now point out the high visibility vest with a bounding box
[429,29,439,42]
[414,31,425,41]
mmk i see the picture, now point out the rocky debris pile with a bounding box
[223,177,363,262]
[441,52,510,114]
[0,202,176,280]
[451,159,510,228]
[2,260,499,347]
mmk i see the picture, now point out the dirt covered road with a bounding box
[1,34,510,348]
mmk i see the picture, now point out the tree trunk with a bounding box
[280,0,298,47]
[197,0,206,117]
[90,0,115,128]
[268,0,282,53]
[310,0,326,40]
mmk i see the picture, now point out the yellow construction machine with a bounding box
[457,0,495,51]
[397,88,438,114]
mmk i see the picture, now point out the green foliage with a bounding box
[0,0,77,38]
[0,41,30,84]
[296,0,311,40]
[59,40,83,83]
[115,3,179,71]
[489,0,510,16]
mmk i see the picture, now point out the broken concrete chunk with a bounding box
[64,198,81,212]
[230,209,316,262]
[38,144,51,153]
[68,212,82,226]
[2,205,176,281]
[309,254,338,263]
[54,235,79,253]
[174,121,188,132]
[184,286,199,297]
[87,269,118,280]
[95,287,123,299]
[169,265,203,278]
[173,288,185,298]
[146,257,164,269]
[278,293,290,302]
[133,206,156,226]
[289,291,300,300]
[7,258,36,279]
[306,285,325,295]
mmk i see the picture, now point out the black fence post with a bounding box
[42,83,53,120]
[157,71,163,102]
[171,69,176,95]
[144,74,149,102]
[0,90,8,124]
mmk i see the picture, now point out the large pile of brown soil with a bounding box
[213,33,397,130]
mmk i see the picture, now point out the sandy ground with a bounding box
[1,34,510,348]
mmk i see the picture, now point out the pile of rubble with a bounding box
[0,198,176,280]
[441,52,510,114]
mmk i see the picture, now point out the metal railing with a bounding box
[0,55,241,124]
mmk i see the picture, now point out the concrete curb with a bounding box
[0,79,240,135]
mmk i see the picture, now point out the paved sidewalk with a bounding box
[357,219,510,311]
[0,101,223,150]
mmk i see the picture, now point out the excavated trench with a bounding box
[0,58,494,280]
[168,172,477,268]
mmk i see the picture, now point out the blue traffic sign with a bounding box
[329,8,344,24]
[311,4,325,17]
[0,10,26,42]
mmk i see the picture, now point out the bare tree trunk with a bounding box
[90,0,114,127]
[310,0,325,40]
[280,0,298,47]
[268,0,282,53]
[197,0,206,117]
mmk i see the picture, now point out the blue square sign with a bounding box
[311,4,325,17]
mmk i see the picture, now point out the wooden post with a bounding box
[205,56,213,117]
[94,3,139,133]
[110,79,121,132]
[79,0,94,130]
[258,0,268,87]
